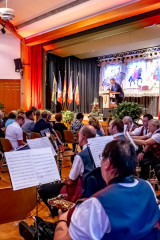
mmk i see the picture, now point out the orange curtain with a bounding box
[31,44,43,109]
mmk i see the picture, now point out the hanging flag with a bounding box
[67,73,73,104]
[51,73,57,104]
[57,72,62,104]
[75,74,79,105]
[63,71,67,103]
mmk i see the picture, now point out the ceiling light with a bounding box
[0,0,15,21]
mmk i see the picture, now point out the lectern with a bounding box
[99,90,120,109]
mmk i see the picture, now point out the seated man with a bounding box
[108,119,126,140]
[5,115,26,149]
[123,116,137,132]
[54,140,160,240]
[130,114,153,136]
[133,119,160,180]
[38,125,96,216]
[33,111,53,133]
[22,110,35,133]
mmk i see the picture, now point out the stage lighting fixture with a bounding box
[1,27,6,34]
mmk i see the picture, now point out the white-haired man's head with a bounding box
[123,116,133,131]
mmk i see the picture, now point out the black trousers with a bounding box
[38,182,64,216]
[140,152,160,181]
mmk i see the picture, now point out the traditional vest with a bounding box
[78,147,96,190]
[151,130,160,160]
[94,178,160,240]
[139,127,148,136]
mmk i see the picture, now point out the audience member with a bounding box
[53,113,67,142]
[0,110,5,138]
[54,140,160,240]
[30,106,37,114]
[70,113,84,137]
[38,125,96,216]
[5,115,26,149]
[108,119,126,140]
[5,111,17,128]
[33,111,53,133]
[123,116,137,132]
[35,110,41,122]
[89,116,104,136]
[22,110,35,133]
[130,114,153,136]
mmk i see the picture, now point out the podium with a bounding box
[99,90,120,109]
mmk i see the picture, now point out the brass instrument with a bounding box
[48,195,75,211]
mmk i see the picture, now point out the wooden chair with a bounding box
[63,130,77,157]
[0,138,13,172]
[55,130,62,141]
[31,132,41,139]
[0,138,13,152]
[23,131,27,142]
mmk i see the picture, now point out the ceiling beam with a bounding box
[0,17,23,40]
[25,0,160,46]
[43,10,160,52]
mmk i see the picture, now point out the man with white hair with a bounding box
[123,116,137,132]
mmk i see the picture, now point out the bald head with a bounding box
[79,125,96,146]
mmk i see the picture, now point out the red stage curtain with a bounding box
[31,44,43,109]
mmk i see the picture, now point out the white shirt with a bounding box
[131,126,148,136]
[5,122,23,149]
[151,128,160,144]
[69,180,156,240]
[69,144,87,180]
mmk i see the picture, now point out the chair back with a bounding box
[31,132,41,139]
[64,130,75,144]
[0,138,13,152]
[76,131,79,142]
[55,130,62,140]
[23,132,27,142]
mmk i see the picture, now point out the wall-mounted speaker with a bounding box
[14,58,23,72]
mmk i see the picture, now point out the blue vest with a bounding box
[94,179,160,240]
[78,147,96,189]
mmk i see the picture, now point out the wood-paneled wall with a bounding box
[0,79,20,113]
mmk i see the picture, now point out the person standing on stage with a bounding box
[109,78,124,104]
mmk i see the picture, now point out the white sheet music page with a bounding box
[5,150,38,191]
[88,136,113,167]
[31,147,60,185]
[27,137,56,156]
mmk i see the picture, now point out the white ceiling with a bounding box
[0,0,138,38]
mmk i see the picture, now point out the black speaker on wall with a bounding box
[14,58,23,72]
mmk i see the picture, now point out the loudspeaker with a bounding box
[14,58,23,72]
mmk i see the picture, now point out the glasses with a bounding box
[99,154,103,161]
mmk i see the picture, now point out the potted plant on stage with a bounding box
[112,101,143,123]
[88,98,103,120]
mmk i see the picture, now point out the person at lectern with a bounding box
[109,78,124,104]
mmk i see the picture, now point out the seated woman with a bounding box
[89,116,104,136]
[5,111,17,128]
[53,113,67,143]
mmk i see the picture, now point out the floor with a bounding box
[0,150,72,240]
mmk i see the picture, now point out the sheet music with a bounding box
[88,136,113,167]
[31,148,60,185]
[27,137,56,156]
[5,147,60,191]
[5,150,38,191]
